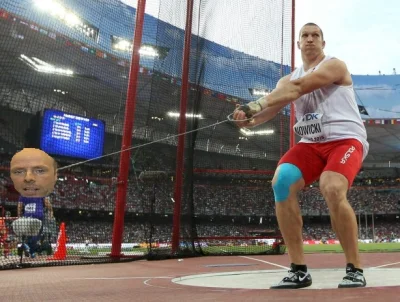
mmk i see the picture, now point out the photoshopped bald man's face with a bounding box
[10,148,57,197]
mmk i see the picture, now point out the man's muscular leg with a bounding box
[272,163,305,265]
[270,144,323,289]
[319,171,361,268]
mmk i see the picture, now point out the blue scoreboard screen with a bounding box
[40,109,105,159]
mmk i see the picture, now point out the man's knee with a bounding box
[272,163,303,202]
[320,171,348,204]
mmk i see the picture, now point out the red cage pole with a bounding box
[279,0,285,157]
[289,0,296,148]
[110,0,146,258]
[171,0,195,254]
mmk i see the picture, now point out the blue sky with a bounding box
[296,0,400,75]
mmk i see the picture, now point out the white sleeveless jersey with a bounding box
[290,55,369,159]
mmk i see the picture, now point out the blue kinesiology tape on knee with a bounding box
[272,163,302,202]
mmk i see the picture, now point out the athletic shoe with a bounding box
[338,270,367,288]
[270,267,312,289]
[17,243,30,257]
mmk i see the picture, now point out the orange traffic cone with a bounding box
[47,222,67,261]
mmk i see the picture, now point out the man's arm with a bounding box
[233,74,291,128]
[17,202,23,217]
[44,197,53,218]
[258,58,348,108]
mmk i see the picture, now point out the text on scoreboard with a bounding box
[40,109,105,159]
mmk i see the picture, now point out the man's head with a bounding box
[10,148,57,198]
[297,23,325,54]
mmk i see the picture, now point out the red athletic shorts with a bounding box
[278,138,364,187]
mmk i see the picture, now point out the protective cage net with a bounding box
[142,0,293,258]
[0,0,292,269]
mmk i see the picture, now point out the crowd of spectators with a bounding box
[1,172,399,216]
[1,152,400,245]
[1,170,400,216]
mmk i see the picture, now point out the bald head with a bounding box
[10,148,57,197]
[11,148,57,170]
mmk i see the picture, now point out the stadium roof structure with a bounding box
[360,122,400,163]
[3,0,290,101]
[1,1,399,164]
[352,75,400,163]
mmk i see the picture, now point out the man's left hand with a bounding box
[237,101,263,118]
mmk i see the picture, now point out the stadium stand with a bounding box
[1,0,400,270]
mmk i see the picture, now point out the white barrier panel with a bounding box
[255,239,276,245]
[51,243,141,249]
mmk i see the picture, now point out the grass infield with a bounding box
[303,242,400,253]
[73,242,400,256]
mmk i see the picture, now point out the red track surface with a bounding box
[1,253,399,302]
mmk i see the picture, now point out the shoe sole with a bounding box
[270,281,312,289]
[338,283,367,289]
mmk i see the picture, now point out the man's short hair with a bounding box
[300,22,324,40]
